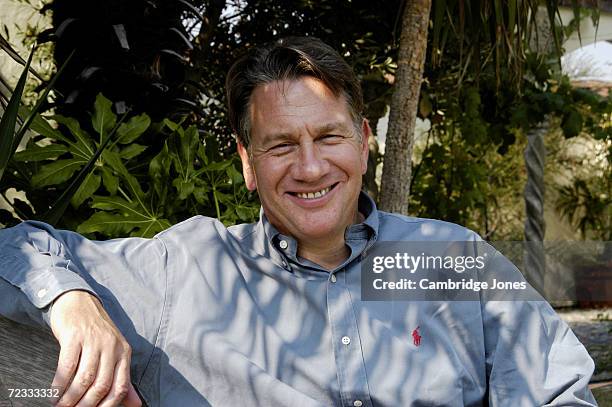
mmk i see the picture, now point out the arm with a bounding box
[0,220,167,406]
[482,255,596,406]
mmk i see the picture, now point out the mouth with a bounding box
[290,183,338,200]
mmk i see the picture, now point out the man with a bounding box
[0,37,597,406]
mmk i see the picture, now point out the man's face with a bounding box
[237,77,370,244]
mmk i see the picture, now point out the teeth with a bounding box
[296,186,331,199]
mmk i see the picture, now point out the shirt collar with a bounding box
[254,191,379,268]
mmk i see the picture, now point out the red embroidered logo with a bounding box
[412,326,422,346]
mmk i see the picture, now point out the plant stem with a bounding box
[118,186,132,203]
[212,186,221,220]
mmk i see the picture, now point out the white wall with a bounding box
[0,0,52,89]
[559,7,612,52]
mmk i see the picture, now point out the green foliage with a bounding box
[0,46,34,182]
[556,177,611,240]
[550,106,612,241]
[428,0,587,91]
[5,94,259,238]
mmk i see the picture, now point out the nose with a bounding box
[291,142,329,182]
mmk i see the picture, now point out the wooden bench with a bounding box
[0,316,59,407]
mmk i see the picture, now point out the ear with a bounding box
[237,142,257,191]
[360,118,372,175]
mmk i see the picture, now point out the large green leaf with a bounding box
[77,211,142,236]
[70,172,101,207]
[162,118,182,132]
[52,115,95,156]
[78,196,171,237]
[102,150,145,199]
[100,166,119,195]
[201,159,232,172]
[119,143,147,160]
[18,107,72,143]
[236,205,258,221]
[149,142,171,202]
[43,110,127,225]
[31,158,84,187]
[168,124,198,179]
[91,93,117,142]
[172,178,195,200]
[116,113,151,144]
[226,163,244,185]
[13,143,68,162]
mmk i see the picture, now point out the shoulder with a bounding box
[154,215,226,240]
[154,216,259,248]
[226,222,258,240]
[377,210,482,242]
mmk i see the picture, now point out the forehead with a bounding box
[248,77,353,143]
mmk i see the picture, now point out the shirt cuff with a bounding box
[0,254,99,309]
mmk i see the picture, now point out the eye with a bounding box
[319,134,343,142]
[268,142,294,154]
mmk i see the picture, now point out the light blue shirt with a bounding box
[0,193,597,406]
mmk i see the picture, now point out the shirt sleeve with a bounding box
[0,220,168,386]
[482,254,597,406]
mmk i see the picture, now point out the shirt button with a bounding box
[279,240,289,250]
[341,336,351,345]
[330,274,337,283]
[353,401,363,407]
[37,288,48,298]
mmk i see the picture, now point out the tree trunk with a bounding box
[378,0,432,214]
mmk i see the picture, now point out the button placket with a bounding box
[326,266,372,407]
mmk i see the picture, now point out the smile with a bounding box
[294,184,336,199]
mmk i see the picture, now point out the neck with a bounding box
[296,210,365,270]
[297,238,349,270]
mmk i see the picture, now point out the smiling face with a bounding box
[237,77,370,248]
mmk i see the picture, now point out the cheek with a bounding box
[253,160,285,191]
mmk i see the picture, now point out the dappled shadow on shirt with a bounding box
[0,217,598,406]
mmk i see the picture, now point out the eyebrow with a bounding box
[316,121,353,135]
